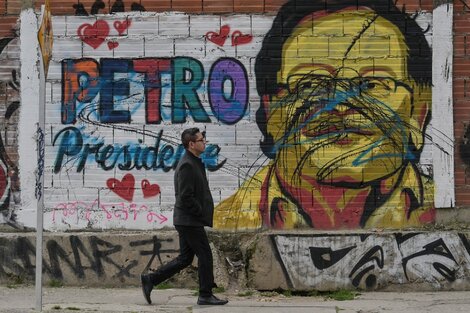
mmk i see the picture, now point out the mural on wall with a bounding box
[25,0,436,231]
[0,234,178,283]
[214,0,434,230]
[273,232,470,290]
[1,232,470,290]
[0,36,20,227]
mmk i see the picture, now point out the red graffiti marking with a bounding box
[77,20,110,49]
[141,179,161,198]
[52,200,169,225]
[231,30,253,46]
[146,211,168,224]
[107,41,119,50]
[114,20,132,35]
[206,25,230,47]
[0,163,7,201]
[106,173,135,202]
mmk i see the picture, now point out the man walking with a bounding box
[141,128,228,306]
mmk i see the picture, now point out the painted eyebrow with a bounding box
[360,67,398,78]
[283,64,336,79]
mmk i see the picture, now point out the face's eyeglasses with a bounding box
[279,74,412,100]
[194,138,207,143]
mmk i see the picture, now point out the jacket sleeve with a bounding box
[177,163,203,216]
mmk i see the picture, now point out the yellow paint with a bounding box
[214,9,433,231]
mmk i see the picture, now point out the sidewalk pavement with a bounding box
[1,286,470,313]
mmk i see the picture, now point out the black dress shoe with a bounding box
[197,294,229,305]
[141,274,153,304]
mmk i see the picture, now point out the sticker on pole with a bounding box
[37,0,53,77]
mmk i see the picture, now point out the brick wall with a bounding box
[0,0,460,231]
[454,0,470,206]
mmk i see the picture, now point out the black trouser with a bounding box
[148,225,215,297]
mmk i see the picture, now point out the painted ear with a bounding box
[409,85,431,152]
[416,101,429,131]
[258,95,276,159]
[261,95,270,118]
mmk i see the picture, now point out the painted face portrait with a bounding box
[266,9,430,187]
[214,0,434,231]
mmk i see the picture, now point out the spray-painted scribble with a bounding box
[35,127,45,200]
[51,199,168,226]
[0,37,20,227]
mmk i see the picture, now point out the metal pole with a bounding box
[35,5,46,311]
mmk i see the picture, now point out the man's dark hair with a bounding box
[181,127,201,149]
[254,0,432,158]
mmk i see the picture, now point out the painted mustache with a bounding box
[300,107,375,140]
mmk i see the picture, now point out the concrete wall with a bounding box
[2,231,470,291]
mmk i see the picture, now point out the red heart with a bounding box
[141,179,161,198]
[106,174,135,202]
[77,20,110,49]
[206,25,230,47]
[231,30,253,46]
[107,41,119,50]
[114,20,131,35]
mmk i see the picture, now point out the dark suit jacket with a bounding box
[173,150,214,227]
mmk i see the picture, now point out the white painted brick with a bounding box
[159,13,189,37]
[204,42,237,60]
[43,168,54,188]
[43,188,69,206]
[204,124,236,144]
[52,37,83,60]
[190,15,221,38]
[45,60,62,80]
[52,16,67,37]
[221,15,252,34]
[66,16,99,37]
[236,125,263,145]
[51,170,84,189]
[106,16,133,37]
[50,82,63,104]
[144,37,174,57]
[82,39,114,58]
[45,81,53,102]
[112,38,145,58]
[235,36,263,58]
[208,171,239,188]
[174,38,205,58]
[251,15,274,36]
[127,16,158,37]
